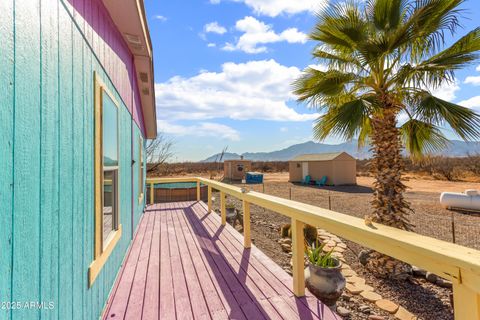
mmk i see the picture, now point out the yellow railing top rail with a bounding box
[147,177,480,292]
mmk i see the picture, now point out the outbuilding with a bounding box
[289,152,357,185]
[224,157,252,181]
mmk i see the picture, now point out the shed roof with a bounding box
[290,152,354,162]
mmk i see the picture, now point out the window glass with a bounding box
[102,92,118,247]
[103,170,115,244]
[103,94,118,167]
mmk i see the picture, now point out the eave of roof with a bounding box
[289,152,347,162]
[103,0,157,139]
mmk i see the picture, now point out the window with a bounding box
[237,164,244,172]
[89,73,122,287]
[139,136,144,202]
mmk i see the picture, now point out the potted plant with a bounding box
[225,202,236,219]
[304,241,345,306]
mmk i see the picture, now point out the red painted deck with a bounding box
[103,201,340,320]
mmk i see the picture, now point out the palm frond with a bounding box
[413,92,480,140]
[313,97,374,141]
[400,119,448,158]
[292,68,358,107]
[367,0,406,32]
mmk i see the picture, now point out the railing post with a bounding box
[291,218,305,297]
[243,200,251,248]
[150,183,154,205]
[196,181,201,202]
[207,186,212,213]
[452,280,480,320]
[220,191,226,225]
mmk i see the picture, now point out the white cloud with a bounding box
[153,15,167,21]
[465,76,480,86]
[280,127,288,132]
[155,59,318,122]
[222,16,306,54]
[207,43,216,47]
[427,80,460,102]
[157,120,241,141]
[204,22,227,34]
[210,0,327,17]
[476,65,480,72]
[458,96,480,110]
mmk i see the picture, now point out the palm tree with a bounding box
[293,0,480,277]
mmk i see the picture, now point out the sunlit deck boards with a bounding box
[103,201,339,320]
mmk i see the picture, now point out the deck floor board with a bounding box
[103,201,340,320]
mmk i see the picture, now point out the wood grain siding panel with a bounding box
[72,25,84,320]
[0,0,147,318]
[58,6,74,318]
[39,0,60,318]
[12,1,42,319]
[0,0,14,318]
[69,0,145,135]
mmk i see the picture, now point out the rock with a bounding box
[333,247,345,253]
[281,243,291,252]
[336,242,347,249]
[326,240,337,246]
[282,238,292,245]
[322,245,334,253]
[359,305,371,313]
[341,269,357,277]
[375,299,399,314]
[336,306,351,317]
[369,315,385,320]
[425,272,438,283]
[331,252,343,259]
[358,250,371,266]
[394,306,416,320]
[341,294,351,302]
[357,284,374,292]
[411,266,427,277]
[360,291,382,302]
[436,278,453,288]
[346,283,363,295]
[346,276,366,285]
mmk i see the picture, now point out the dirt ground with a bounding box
[205,173,479,320]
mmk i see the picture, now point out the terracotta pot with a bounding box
[304,259,346,306]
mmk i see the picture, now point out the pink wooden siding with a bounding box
[69,0,146,136]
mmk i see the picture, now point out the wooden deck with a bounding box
[103,201,340,320]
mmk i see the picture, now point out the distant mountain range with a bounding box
[201,140,480,162]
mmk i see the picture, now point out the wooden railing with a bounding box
[146,177,480,319]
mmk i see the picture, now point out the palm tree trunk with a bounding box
[366,97,414,278]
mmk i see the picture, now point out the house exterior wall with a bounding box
[289,162,303,182]
[224,160,252,180]
[0,0,146,319]
[331,160,357,185]
[288,159,356,185]
[307,161,334,182]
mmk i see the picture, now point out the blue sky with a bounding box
[144,0,480,162]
